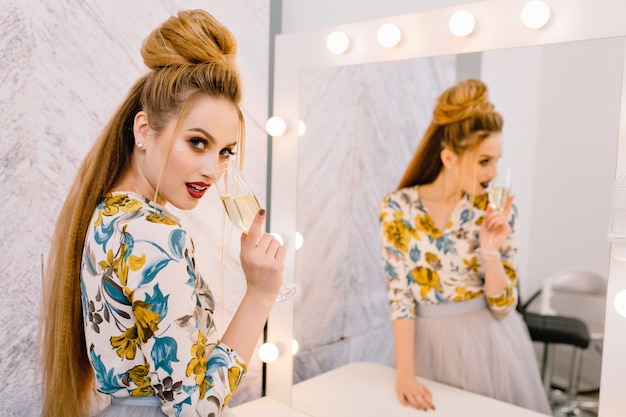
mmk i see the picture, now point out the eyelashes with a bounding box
[220,148,236,157]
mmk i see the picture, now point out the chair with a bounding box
[521,267,608,417]
[540,267,607,415]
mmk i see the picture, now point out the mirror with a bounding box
[267,1,626,415]
[293,37,622,394]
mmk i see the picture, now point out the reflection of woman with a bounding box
[379,79,551,414]
[40,10,285,417]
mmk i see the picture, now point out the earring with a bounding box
[136,141,143,148]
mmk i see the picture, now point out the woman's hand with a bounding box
[396,375,435,411]
[239,209,286,299]
[479,195,514,251]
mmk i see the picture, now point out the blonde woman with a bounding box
[40,10,284,417]
[379,79,551,414]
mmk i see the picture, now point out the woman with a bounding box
[379,79,551,414]
[40,10,285,417]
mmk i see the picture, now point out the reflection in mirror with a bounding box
[294,54,456,382]
[292,37,623,408]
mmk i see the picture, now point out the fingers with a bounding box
[503,194,515,215]
[397,384,435,411]
[405,392,435,411]
[256,233,287,259]
[241,209,266,249]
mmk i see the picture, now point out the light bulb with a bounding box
[449,10,475,37]
[377,23,401,48]
[326,31,350,54]
[298,120,306,137]
[258,343,279,363]
[292,339,299,355]
[521,1,550,29]
[615,289,626,318]
[295,232,304,250]
[266,116,287,137]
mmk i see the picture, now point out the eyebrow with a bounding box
[189,127,237,147]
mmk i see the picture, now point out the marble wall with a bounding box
[293,56,456,382]
[0,1,269,415]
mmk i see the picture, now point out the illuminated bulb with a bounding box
[258,343,279,363]
[266,116,287,137]
[615,289,626,318]
[292,339,299,355]
[298,120,306,137]
[449,10,475,37]
[269,233,284,246]
[521,1,551,29]
[295,232,304,250]
[326,31,350,54]
[377,23,401,48]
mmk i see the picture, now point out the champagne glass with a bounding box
[487,167,512,212]
[215,160,300,304]
[477,167,512,257]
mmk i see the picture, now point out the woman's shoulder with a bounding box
[97,192,185,234]
[381,186,418,204]
[380,186,421,218]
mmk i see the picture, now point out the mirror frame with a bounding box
[267,1,626,415]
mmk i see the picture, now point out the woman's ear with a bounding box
[440,147,457,170]
[133,111,151,145]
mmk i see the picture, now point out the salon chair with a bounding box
[519,290,596,416]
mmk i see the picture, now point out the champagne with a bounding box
[488,186,510,211]
[220,194,261,233]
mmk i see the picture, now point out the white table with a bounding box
[233,362,551,417]
[231,396,311,417]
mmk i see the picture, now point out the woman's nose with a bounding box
[205,159,229,181]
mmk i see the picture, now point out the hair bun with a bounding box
[141,9,237,70]
[432,79,494,125]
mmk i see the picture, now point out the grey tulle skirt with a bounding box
[408,298,552,415]
[97,397,237,417]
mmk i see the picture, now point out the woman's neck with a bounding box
[418,174,462,204]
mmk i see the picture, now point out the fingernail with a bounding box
[259,209,266,216]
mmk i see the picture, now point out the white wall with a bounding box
[482,38,621,300]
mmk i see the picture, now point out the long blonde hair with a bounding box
[397,78,503,189]
[40,10,244,417]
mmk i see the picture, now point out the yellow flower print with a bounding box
[127,364,156,397]
[111,326,141,360]
[416,214,445,239]
[502,260,517,285]
[383,212,415,252]
[98,237,145,287]
[186,331,208,398]
[472,193,489,210]
[453,286,483,302]
[487,291,515,308]
[424,252,442,270]
[94,210,103,227]
[133,301,161,343]
[102,194,143,216]
[223,356,247,407]
[463,255,480,273]
[146,213,178,226]
[409,266,443,298]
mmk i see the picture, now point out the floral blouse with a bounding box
[80,192,245,416]
[379,187,518,320]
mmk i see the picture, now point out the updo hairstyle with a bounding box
[397,79,503,189]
